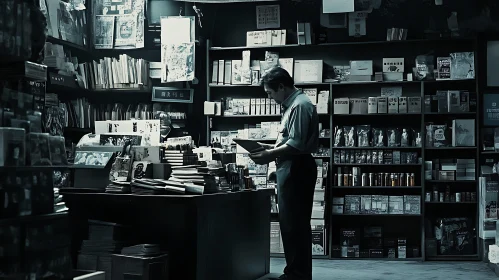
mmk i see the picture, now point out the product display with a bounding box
[2,3,494,279]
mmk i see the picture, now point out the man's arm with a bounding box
[250,104,314,164]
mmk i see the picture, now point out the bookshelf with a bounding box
[205,37,480,261]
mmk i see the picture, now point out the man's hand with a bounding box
[257,142,274,150]
[249,150,275,165]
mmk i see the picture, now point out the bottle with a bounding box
[369,173,374,187]
[410,173,415,186]
[400,173,405,187]
[338,173,343,186]
[391,174,395,187]
[406,173,411,186]
[362,173,367,187]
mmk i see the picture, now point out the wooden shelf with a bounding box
[0,212,68,225]
[333,186,421,189]
[329,257,423,261]
[423,112,476,115]
[46,36,89,52]
[334,113,421,116]
[332,163,421,166]
[209,38,474,51]
[0,165,72,171]
[481,151,499,154]
[212,115,281,118]
[426,180,476,183]
[333,146,421,150]
[425,201,477,204]
[425,147,477,150]
[332,213,421,217]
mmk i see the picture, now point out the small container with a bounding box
[410,173,415,187]
[399,173,404,186]
[385,173,390,186]
[433,191,439,202]
[338,173,343,186]
[425,192,431,202]
[333,174,338,186]
[406,173,411,186]
[362,173,367,186]
[348,174,353,186]
[456,192,461,202]
[369,173,374,187]
[439,192,444,202]
[343,174,349,186]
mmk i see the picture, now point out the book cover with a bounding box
[452,119,475,147]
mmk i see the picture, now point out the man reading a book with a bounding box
[250,67,319,280]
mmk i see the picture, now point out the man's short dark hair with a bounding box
[260,67,294,91]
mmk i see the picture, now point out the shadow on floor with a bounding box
[265,258,496,280]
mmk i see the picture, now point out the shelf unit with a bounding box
[205,37,479,261]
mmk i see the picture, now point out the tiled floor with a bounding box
[261,258,496,280]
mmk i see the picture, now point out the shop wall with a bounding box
[191,0,495,144]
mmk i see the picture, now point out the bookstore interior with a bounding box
[3,0,499,279]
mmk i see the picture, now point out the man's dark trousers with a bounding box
[276,154,317,280]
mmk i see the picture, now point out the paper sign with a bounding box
[256,5,280,29]
[323,0,354,14]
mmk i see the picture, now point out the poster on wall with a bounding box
[483,93,499,126]
[256,5,280,29]
[160,16,196,83]
[92,0,145,49]
[94,15,115,49]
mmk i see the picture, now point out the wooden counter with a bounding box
[62,189,274,280]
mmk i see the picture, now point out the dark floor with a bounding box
[260,258,496,280]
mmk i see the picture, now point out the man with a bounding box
[250,67,319,280]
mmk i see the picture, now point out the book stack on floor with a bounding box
[112,244,169,280]
[77,220,129,279]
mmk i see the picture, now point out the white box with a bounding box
[294,60,323,83]
[408,97,422,113]
[350,98,368,114]
[350,60,373,76]
[398,97,408,113]
[377,97,388,113]
[388,97,399,114]
[334,98,349,114]
[382,58,404,72]
[368,97,377,114]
